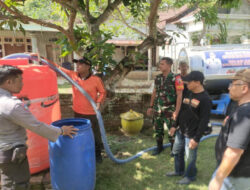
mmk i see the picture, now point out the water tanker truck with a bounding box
[175,44,250,116]
[177,44,250,94]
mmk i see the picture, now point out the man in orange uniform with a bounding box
[54,57,106,163]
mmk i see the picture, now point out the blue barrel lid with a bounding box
[52,118,91,131]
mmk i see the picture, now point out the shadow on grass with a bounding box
[96,133,217,190]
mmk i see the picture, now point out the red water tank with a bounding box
[0,60,61,174]
[18,65,61,174]
[0,59,29,65]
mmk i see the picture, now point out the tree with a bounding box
[0,0,240,89]
[0,0,165,89]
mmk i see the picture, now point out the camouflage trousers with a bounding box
[153,105,175,142]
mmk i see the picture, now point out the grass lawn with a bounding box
[96,131,217,190]
[58,81,218,189]
[58,83,72,94]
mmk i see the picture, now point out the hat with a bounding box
[72,57,91,66]
[231,69,250,83]
[183,71,204,84]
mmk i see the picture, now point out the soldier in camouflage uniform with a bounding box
[147,57,183,155]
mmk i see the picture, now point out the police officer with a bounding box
[0,65,78,190]
[147,57,183,155]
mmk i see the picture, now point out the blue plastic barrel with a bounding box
[49,118,96,190]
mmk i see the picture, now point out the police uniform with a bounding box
[0,88,61,190]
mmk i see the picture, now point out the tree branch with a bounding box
[0,13,27,23]
[0,1,64,31]
[95,0,122,26]
[52,0,76,11]
[86,0,90,18]
[108,0,111,6]
[67,0,77,32]
[163,7,197,24]
[116,8,147,37]
[148,0,161,39]
[75,0,96,25]
[0,1,77,45]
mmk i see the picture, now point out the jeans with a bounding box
[172,130,198,180]
[210,169,250,190]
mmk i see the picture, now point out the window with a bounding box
[0,45,2,58]
[16,38,24,43]
[27,45,32,52]
[4,38,12,42]
[49,38,58,42]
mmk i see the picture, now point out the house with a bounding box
[158,0,250,61]
[0,23,72,64]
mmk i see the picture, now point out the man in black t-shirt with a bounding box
[209,69,250,190]
[166,71,212,185]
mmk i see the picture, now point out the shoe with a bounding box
[177,177,194,185]
[96,156,103,163]
[151,148,163,155]
[170,152,174,157]
[152,137,163,155]
[165,171,183,177]
[96,157,102,164]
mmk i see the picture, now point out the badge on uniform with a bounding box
[183,98,200,108]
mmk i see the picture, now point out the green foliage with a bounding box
[57,26,117,73]
[0,18,25,34]
[219,0,240,7]
[216,21,227,44]
[122,0,148,19]
[191,32,200,45]
[123,51,148,69]
[173,0,239,26]
[0,0,241,78]
[195,7,218,26]
[5,0,23,6]
[206,21,228,44]
[78,0,85,12]
[22,0,64,23]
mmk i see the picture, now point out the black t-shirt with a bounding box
[226,100,238,116]
[215,102,250,177]
[178,90,212,142]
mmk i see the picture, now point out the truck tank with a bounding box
[177,44,250,94]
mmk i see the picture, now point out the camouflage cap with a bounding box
[232,69,250,83]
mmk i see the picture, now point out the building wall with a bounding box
[160,0,250,60]
[230,0,250,14]
[0,30,32,57]
[59,93,153,132]
[112,47,125,62]
[0,30,72,64]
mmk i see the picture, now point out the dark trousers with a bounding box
[74,112,103,157]
[0,157,30,190]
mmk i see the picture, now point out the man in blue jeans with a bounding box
[209,69,250,190]
[166,71,212,185]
